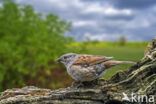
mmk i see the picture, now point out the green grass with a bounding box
[80,42,148,80]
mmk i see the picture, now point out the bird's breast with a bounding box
[67,64,101,81]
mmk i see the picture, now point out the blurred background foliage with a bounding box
[0,0,86,91]
[0,0,148,91]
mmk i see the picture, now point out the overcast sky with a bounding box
[15,0,156,41]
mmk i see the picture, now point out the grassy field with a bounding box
[72,42,148,80]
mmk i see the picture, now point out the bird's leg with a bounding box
[82,79,99,87]
[72,80,83,88]
[74,80,80,84]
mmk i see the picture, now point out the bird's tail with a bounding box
[102,60,136,69]
[114,60,136,64]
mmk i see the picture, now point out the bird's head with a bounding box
[56,53,77,65]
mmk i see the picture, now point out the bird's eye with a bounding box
[64,56,68,59]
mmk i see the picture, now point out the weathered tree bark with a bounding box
[0,38,156,104]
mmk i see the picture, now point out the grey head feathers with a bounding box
[56,53,77,66]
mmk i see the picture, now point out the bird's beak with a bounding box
[56,58,62,62]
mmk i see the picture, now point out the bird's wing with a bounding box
[72,54,113,65]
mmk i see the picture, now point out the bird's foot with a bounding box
[71,79,101,88]
[71,81,84,88]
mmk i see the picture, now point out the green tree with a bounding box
[119,35,127,46]
[0,0,72,91]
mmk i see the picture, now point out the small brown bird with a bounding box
[56,53,135,82]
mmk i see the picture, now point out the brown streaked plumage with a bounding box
[73,55,113,65]
[56,53,135,82]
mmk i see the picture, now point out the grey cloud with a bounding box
[110,0,156,9]
[14,0,155,41]
[104,15,135,21]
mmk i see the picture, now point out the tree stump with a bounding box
[0,38,156,104]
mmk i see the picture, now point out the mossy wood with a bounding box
[0,38,156,104]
